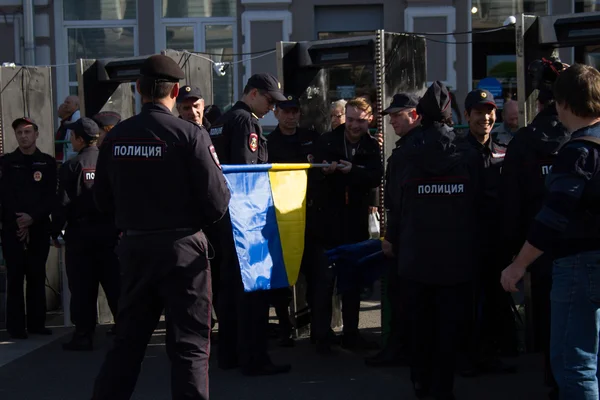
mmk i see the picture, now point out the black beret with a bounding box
[64,117,100,139]
[92,111,121,128]
[140,55,185,82]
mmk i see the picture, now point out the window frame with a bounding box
[156,13,239,109]
[404,6,457,90]
[54,0,139,120]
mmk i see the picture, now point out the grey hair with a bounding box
[330,100,347,112]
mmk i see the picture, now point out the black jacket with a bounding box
[385,123,481,285]
[266,126,320,164]
[52,146,117,243]
[0,148,56,232]
[500,104,571,258]
[209,101,267,165]
[93,103,230,231]
[310,124,382,248]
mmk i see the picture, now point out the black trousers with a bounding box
[310,243,361,341]
[3,228,50,334]
[215,213,271,369]
[530,258,557,389]
[384,261,408,352]
[65,234,120,337]
[406,280,471,398]
[92,230,212,400]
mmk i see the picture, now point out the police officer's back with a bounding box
[90,55,230,400]
[51,118,120,351]
[385,81,481,400]
[0,117,56,339]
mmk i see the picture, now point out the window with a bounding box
[64,0,137,21]
[471,0,547,29]
[160,22,236,112]
[67,27,136,81]
[575,0,600,12]
[405,6,456,89]
[162,0,236,18]
[205,24,235,111]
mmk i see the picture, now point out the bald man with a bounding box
[492,99,519,146]
[55,95,81,161]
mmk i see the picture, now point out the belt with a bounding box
[124,227,196,237]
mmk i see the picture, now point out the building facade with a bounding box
[0,0,597,128]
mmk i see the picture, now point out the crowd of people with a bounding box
[1,54,600,400]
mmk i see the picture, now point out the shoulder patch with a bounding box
[83,168,96,182]
[112,141,166,161]
[209,145,221,169]
[249,133,258,152]
[210,126,223,137]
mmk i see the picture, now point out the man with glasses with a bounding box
[210,73,293,376]
[330,100,347,131]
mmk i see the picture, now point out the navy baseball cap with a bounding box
[246,73,287,101]
[12,116,38,130]
[382,93,420,115]
[465,89,497,110]
[177,85,203,103]
[64,117,100,139]
[277,94,300,109]
[92,111,121,128]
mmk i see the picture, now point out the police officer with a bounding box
[51,118,121,351]
[500,59,569,399]
[384,81,481,400]
[310,97,383,354]
[269,94,320,347]
[366,92,421,367]
[176,85,212,129]
[461,89,517,376]
[0,117,56,339]
[92,111,121,147]
[90,55,230,400]
[209,73,291,376]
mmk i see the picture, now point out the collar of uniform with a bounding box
[467,131,490,151]
[142,102,172,114]
[397,126,420,147]
[15,147,41,159]
[232,100,256,118]
[79,145,98,154]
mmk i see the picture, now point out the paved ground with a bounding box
[0,299,551,400]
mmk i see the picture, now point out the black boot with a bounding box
[62,333,93,351]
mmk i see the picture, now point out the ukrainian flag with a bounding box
[221,163,310,292]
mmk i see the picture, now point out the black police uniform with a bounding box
[462,90,517,372]
[209,73,290,375]
[500,103,569,388]
[51,118,121,351]
[0,117,56,338]
[267,96,321,345]
[366,93,421,367]
[90,55,230,400]
[386,82,481,398]
[309,123,383,350]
